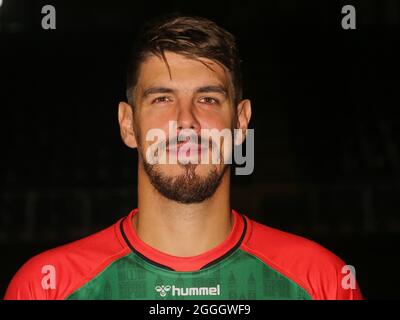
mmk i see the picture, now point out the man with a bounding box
[5,15,363,300]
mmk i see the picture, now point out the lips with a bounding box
[167,141,205,154]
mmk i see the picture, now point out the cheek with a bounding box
[139,119,171,147]
[197,103,235,130]
[199,113,234,131]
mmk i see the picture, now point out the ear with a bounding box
[234,99,252,145]
[118,102,137,148]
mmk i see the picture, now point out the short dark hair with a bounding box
[126,14,243,107]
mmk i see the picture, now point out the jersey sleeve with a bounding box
[242,218,365,300]
[4,254,55,300]
[4,262,45,300]
[311,255,364,300]
[4,222,129,300]
[291,237,364,300]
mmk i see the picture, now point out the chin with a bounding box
[193,163,222,175]
[159,163,218,177]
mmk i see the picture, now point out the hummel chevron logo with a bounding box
[155,285,171,297]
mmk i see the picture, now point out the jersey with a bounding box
[4,209,363,300]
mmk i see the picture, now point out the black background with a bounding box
[0,0,399,299]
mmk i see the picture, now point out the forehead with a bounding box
[136,51,232,91]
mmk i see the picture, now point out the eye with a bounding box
[199,97,220,105]
[151,96,172,104]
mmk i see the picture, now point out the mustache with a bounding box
[156,134,219,151]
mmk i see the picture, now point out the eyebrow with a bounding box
[142,85,228,98]
[195,85,228,96]
[142,87,175,97]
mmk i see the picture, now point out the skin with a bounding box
[118,51,251,257]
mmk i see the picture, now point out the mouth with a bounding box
[167,141,206,155]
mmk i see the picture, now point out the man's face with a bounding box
[130,51,237,203]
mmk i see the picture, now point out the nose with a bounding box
[176,101,201,133]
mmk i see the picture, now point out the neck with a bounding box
[134,166,232,257]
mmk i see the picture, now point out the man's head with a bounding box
[119,15,251,204]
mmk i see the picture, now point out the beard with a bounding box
[135,121,234,204]
[142,160,228,204]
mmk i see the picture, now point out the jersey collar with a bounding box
[120,208,247,272]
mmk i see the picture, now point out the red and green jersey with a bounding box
[4,209,363,300]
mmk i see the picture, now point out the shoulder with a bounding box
[4,219,130,300]
[241,215,364,300]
